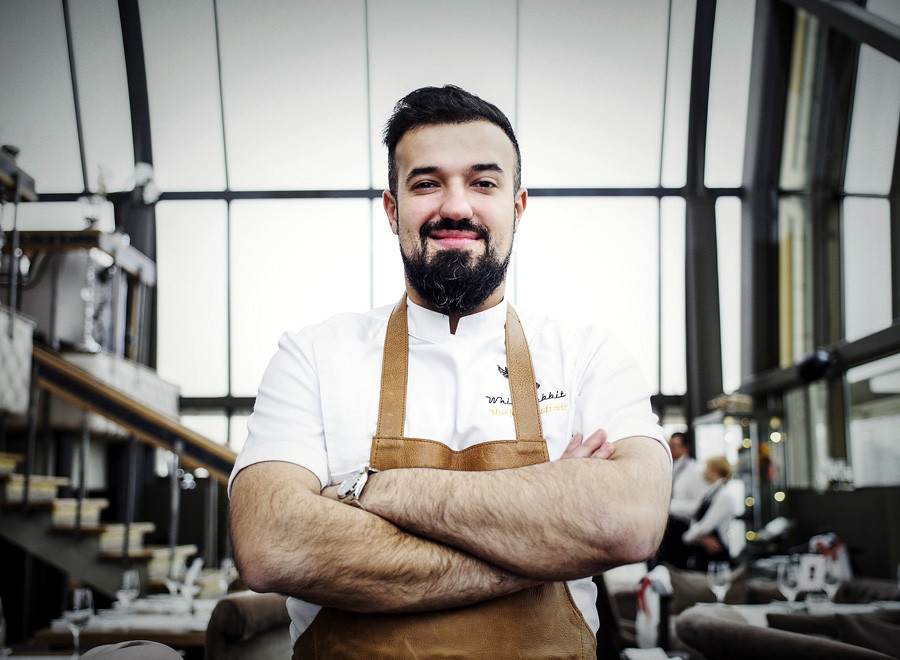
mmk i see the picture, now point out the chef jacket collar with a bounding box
[406,297,509,344]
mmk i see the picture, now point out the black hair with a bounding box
[670,430,692,448]
[382,85,521,196]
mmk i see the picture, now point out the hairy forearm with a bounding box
[358,436,671,580]
[229,461,537,613]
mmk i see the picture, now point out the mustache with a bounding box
[419,218,490,242]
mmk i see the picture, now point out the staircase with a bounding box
[0,336,237,643]
[0,450,200,601]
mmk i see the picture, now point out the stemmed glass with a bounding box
[63,587,94,658]
[164,559,186,597]
[823,557,842,602]
[707,561,732,603]
[777,559,801,609]
[115,569,141,613]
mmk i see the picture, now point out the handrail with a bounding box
[31,345,236,484]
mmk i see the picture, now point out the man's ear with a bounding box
[513,188,527,233]
[383,190,399,235]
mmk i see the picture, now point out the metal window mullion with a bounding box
[684,0,723,423]
[890,112,900,320]
[740,0,794,383]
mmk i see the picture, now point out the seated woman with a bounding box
[681,455,737,571]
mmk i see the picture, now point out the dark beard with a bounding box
[400,218,512,316]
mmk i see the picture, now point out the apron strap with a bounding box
[505,304,543,441]
[375,296,410,440]
[374,295,543,440]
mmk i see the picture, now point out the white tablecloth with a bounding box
[50,597,218,634]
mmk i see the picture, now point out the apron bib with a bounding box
[294,296,595,659]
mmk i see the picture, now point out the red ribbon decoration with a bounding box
[636,576,652,613]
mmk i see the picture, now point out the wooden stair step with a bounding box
[2,474,71,505]
[97,522,157,553]
[0,452,24,474]
[100,521,156,535]
[100,543,197,563]
[51,497,110,528]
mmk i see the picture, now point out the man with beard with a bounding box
[229,85,672,659]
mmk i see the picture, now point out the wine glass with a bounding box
[115,569,141,612]
[164,559,186,597]
[63,587,94,657]
[707,561,732,603]
[777,560,800,608]
[823,557,842,601]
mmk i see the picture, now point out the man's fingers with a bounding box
[561,433,585,459]
[580,428,608,453]
[591,439,615,459]
[561,429,614,460]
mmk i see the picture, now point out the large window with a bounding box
[0,0,784,450]
[775,4,900,491]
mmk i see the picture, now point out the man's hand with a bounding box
[561,428,614,460]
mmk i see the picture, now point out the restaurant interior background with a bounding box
[1,0,899,651]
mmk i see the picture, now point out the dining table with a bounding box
[29,595,219,658]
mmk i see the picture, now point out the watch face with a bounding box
[337,477,355,499]
[338,468,365,501]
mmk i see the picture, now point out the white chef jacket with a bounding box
[230,298,667,641]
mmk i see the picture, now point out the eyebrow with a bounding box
[404,163,504,185]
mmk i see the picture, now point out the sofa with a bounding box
[675,603,896,660]
[205,590,292,660]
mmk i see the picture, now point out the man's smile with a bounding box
[428,229,483,249]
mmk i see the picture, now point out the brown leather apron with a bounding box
[293,296,595,659]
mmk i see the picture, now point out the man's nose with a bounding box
[439,183,473,221]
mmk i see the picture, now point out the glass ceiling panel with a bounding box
[716,197,741,394]
[140,0,227,192]
[844,42,900,195]
[518,0,669,188]
[705,0,754,188]
[371,199,407,309]
[660,197,686,395]
[156,200,229,396]
[229,199,371,396]
[367,0,518,191]
[68,1,134,194]
[216,0,370,190]
[660,0,696,189]
[0,1,82,193]
[842,197,892,342]
[513,196,660,392]
[867,0,900,29]
[182,412,228,447]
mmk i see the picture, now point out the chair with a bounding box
[835,577,900,604]
[674,604,894,660]
[594,572,673,658]
[205,591,292,660]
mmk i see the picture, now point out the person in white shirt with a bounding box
[656,432,708,568]
[669,432,708,522]
[228,84,672,659]
[682,455,738,570]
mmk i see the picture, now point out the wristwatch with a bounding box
[337,465,379,509]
